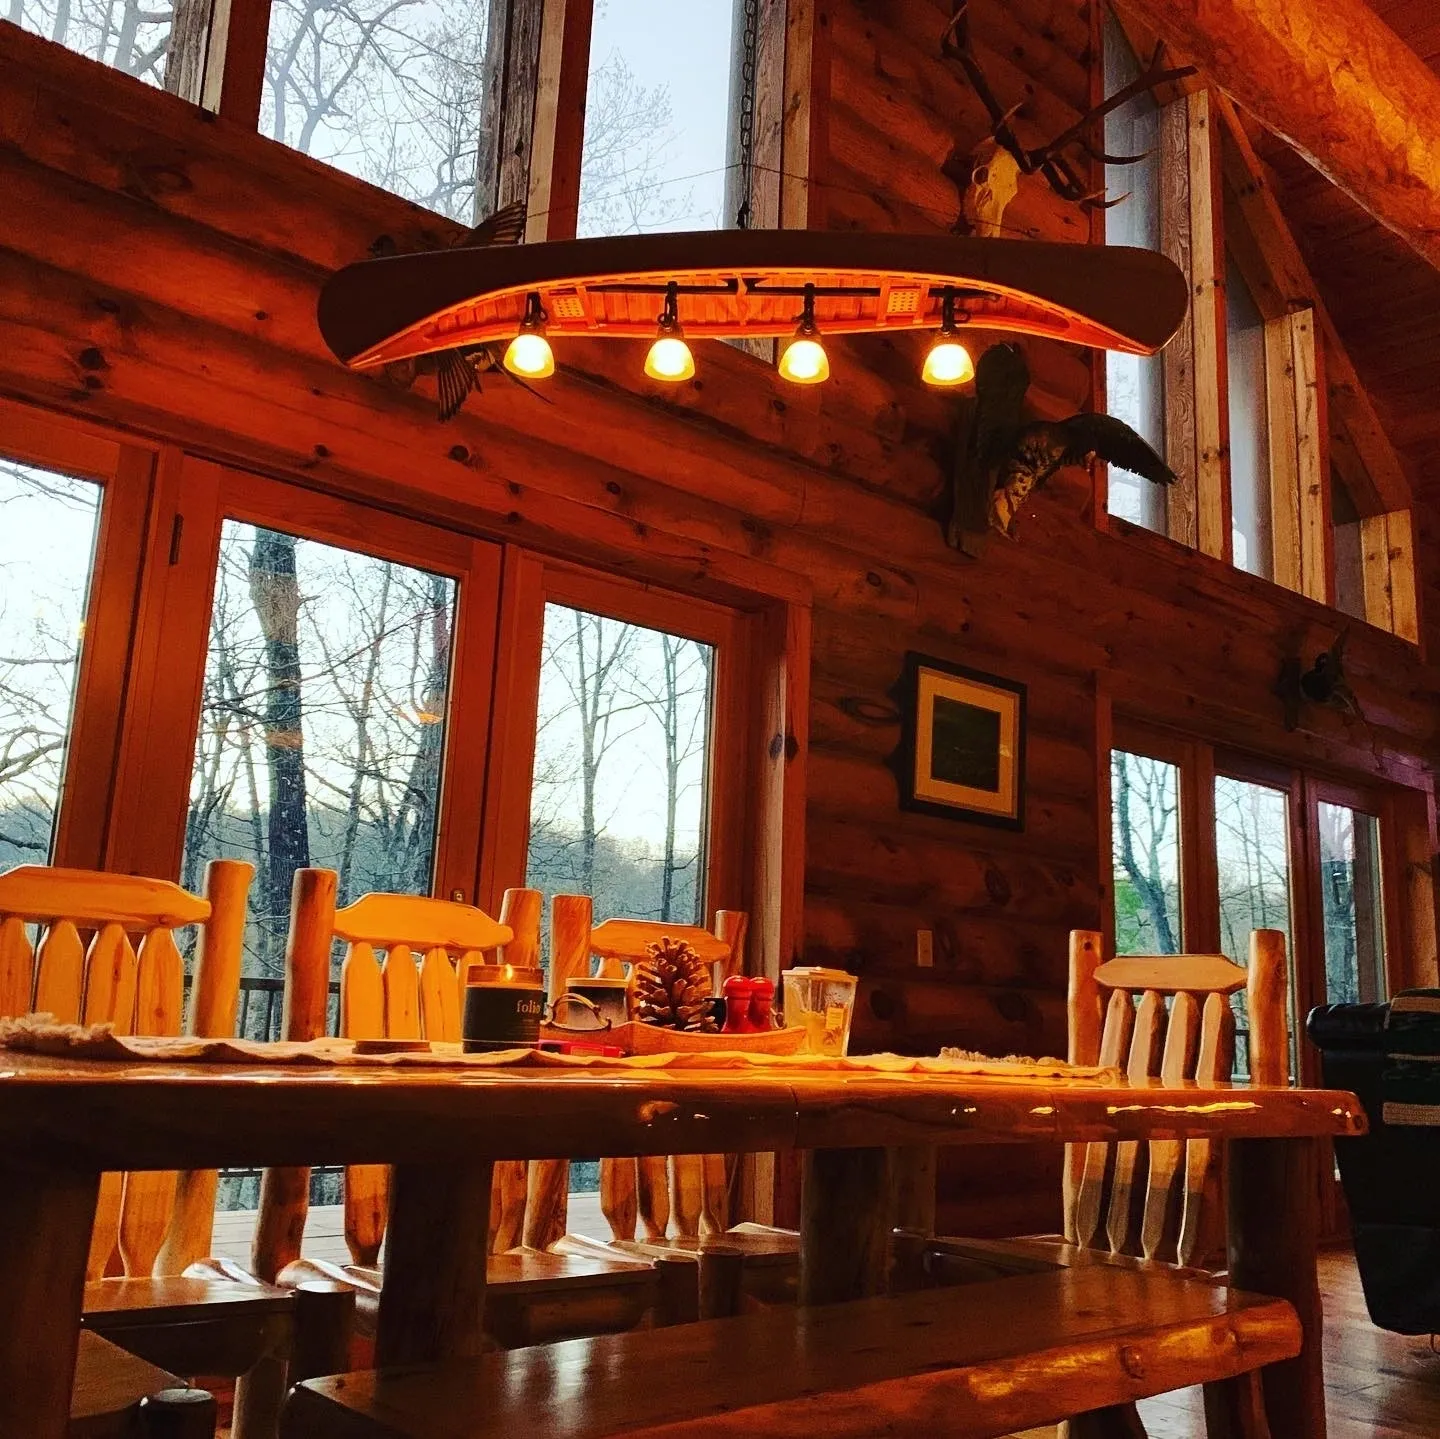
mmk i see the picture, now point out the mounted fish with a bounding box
[947,344,1175,553]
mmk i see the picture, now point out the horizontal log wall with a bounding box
[0,7,1437,1234]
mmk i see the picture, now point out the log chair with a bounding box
[922,928,1295,1439]
[0,862,327,1439]
[542,894,800,1306]
[70,1332,216,1438]
[262,872,661,1355]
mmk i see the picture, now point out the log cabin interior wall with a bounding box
[1,0,1438,1235]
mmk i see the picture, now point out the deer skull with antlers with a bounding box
[941,2,1194,236]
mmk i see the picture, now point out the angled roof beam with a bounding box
[1117,0,1440,275]
[1213,93,1414,515]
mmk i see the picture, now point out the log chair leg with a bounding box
[1227,1137,1325,1438]
[376,1158,495,1367]
[0,1162,99,1439]
[799,1147,890,1306]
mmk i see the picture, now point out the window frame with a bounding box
[105,455,506,904]
[479,550,754,936]
[0,399,155,870]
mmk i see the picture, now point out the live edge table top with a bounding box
[0,1052,1365,1172]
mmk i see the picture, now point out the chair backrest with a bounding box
[546,894,748,1250]
[0,860,252,1279]
[1065,927,1289,1267]
[258,868,519,1274]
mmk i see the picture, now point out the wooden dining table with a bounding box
[0,1050,1364,1439]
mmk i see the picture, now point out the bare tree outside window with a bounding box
[1317,801,1386,1007]
[576,0,736,236]
[184,521,456,986]
[1215,774,1293,1076]
[526,603,714,954]
[0,458,102,869]
[1111,749,1181,955]
[6,0,172,86]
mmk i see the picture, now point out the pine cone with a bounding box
[632,936,716,1032]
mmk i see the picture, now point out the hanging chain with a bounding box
[734,0,761,228]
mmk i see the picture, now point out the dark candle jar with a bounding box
[462,965,547,1052]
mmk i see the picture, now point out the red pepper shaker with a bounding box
[748,976,775,1031]
[722,976,755,1033]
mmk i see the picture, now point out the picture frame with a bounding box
[893,651,1026,829]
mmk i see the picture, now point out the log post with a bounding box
[799,1147,891,1306]
[0,1163,100,1439]
[1227,1136,1325,1435]
[377,1159,495,1366]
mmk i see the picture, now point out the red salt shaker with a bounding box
[748,976,775,1031]
[722,975,756,1033]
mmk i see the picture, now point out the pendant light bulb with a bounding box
[644,283,695,382]
[777,284,829,385]
[504,292,554,379]
[922,290,975,387]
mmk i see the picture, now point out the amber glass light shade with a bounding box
[645,334,695,382]
[778,334,829,384]
[922,336,976,386]
[504,330,554,379]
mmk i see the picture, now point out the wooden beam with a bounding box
[1188,90,1230,565]
[1119,0,1440,274]
[525,0,594,240]
[1214,94,1415,517]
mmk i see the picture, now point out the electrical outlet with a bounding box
[916,930,934,968]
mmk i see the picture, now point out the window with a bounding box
[1318,802,1386,1006]
[526,601,715,937]
[1110,749,1182,955]
[6,0,172,87]
[1109,721,1413,1084]
[1225,258,1273,580]
[0,458,102,868]
[182,520,460,978]
[576,0,737,235]
[261,0,498,221]
[1103,8,1167,535]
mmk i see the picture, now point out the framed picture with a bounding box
[894,652,1026,829]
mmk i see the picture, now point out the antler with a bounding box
[942,9,1198,208]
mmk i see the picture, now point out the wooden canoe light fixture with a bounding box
[318,216,1189,419]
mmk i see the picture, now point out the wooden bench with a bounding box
[281,1266,1299,1439]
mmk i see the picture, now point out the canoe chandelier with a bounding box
[317,203,1189,417]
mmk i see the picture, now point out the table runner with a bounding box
[0,1016,1117,1081]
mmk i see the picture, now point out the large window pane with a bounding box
[1103,9,1166,535]
[527,604,714,933]
[1111,749,1182,955]
[261,0,496,221]
[1318,802,1386,1006]
[183,522,457,986]
[1215,775,1292,1076]
[0,458,102,869]
[1227,258,1273,579]
[577,0,736,236]
[7,0,172,87]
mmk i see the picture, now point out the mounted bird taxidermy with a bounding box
[940,2,1194,236]
[1277,630,1364,732]
[946,344,1175,553]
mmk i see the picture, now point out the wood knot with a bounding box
[1119,1345,1145,1379]
[77,346,107,372]
[983,867,1012,906]
[448,445,471,463]
[768,733,785,761]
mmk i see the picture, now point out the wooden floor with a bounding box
[1137,1249,1440,1437]
[208,1213,1440,1434]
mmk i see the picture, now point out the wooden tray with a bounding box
[615,1022,807,1056]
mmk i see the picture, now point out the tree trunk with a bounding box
[248,529,310,965]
